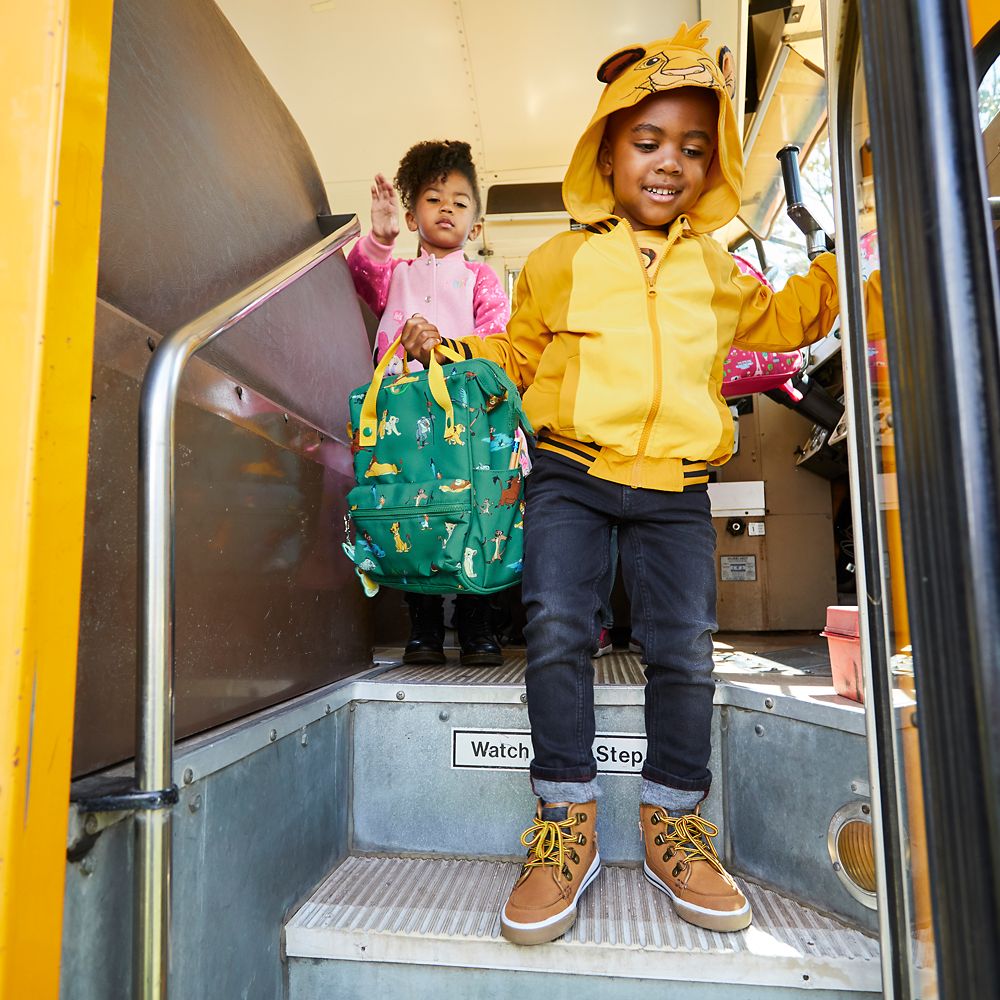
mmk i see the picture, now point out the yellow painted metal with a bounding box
[968,0,998,47]
[0,2,113,997]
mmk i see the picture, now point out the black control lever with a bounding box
[776,144,835,259]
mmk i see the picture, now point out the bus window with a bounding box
[982,47,999,256]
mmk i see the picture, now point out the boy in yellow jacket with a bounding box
[402,21,840,945]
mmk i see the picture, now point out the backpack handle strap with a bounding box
[435,343,465,364]
[358,335,456,446]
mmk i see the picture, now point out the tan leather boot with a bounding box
[501,800,600,945]
[640,805,752,932]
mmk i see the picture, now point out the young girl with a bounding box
[347,139,508,667]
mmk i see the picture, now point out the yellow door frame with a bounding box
[0,3,114,997]
[969,0,998,46]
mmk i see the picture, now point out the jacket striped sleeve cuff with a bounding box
[438,337,474,360]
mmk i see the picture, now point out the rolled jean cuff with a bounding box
[529,761,597,784]
[532,778,602,804]
[640,779,705,813]
[641,764,712,793]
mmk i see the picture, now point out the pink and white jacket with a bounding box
[348,233,509,374]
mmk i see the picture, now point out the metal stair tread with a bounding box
[285,854,880,992]
[372,647,841,693]
[364,653,869,731]
[376,651,644,686]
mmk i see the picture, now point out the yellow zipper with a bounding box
[620,218,685,488]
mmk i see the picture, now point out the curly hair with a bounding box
[394,140,482,217]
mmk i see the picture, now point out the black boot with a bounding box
[403,593,446,665]
[455,594,503,667]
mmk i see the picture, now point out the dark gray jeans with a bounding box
[522,453,717,793]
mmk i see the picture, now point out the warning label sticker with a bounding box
[451,729,647,774]
[720,554,757,581]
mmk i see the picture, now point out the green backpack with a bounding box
[342,338,532,596]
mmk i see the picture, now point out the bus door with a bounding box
[827,1,1000,997]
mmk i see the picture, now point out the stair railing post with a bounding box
[133,216,359,1000]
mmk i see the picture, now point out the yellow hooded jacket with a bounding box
[440,22,840,492]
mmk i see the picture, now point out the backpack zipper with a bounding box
[349,502,468,521]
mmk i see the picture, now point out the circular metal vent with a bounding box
[828,801,878,909]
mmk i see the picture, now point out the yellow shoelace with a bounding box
[660,813,727,876]
[520,813,580,871]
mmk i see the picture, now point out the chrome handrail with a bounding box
[134,214,359,1000]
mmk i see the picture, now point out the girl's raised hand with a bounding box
[370,173,399,244]
[400,314,442,368]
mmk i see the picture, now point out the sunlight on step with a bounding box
[742,925,802,958]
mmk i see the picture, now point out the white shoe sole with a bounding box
[643,861,752,932]
[501,852,602,945]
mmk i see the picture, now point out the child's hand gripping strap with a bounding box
[358,335,457,445]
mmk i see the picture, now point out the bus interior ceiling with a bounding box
[58,0,1000,998]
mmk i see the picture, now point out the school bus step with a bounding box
[285,854,881,998]
[374,648,647,685]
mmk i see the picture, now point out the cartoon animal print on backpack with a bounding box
[343,335,532,595]
[498,473,521,507]
[390,522,411,553]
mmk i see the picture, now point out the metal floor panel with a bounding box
[374,640,835,690]
[380,651,645,686]
[368,647,876,735]
[286,855,881,993]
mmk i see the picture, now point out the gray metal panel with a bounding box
[724,705,877,931]
[61,705,353,1000]
[61,813,132,1000]
[197,253,372,437]
[286,855,880,993]
[289,959,880,1000]
[349,699,722,864]
[73,301,373,774]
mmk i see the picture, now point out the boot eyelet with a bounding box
[672,864,683,877]
[654,834,664,845]
[577,812,587,823]
[562,866,573,880]
[577,834,587,845]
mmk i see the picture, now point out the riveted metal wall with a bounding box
[349,699,723,866]
[725,705,877,931]
[288,952,880,1000]
[61,702,353,1000]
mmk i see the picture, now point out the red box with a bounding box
[822,605,864,703]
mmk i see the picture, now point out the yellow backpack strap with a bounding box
[358,335,456,445]
[435,342,465,364]
[358,334,404,445]
[428,348,456,441]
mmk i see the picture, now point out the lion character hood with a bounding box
[562,20,743,233]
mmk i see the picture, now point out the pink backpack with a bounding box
[721,255,805,401]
